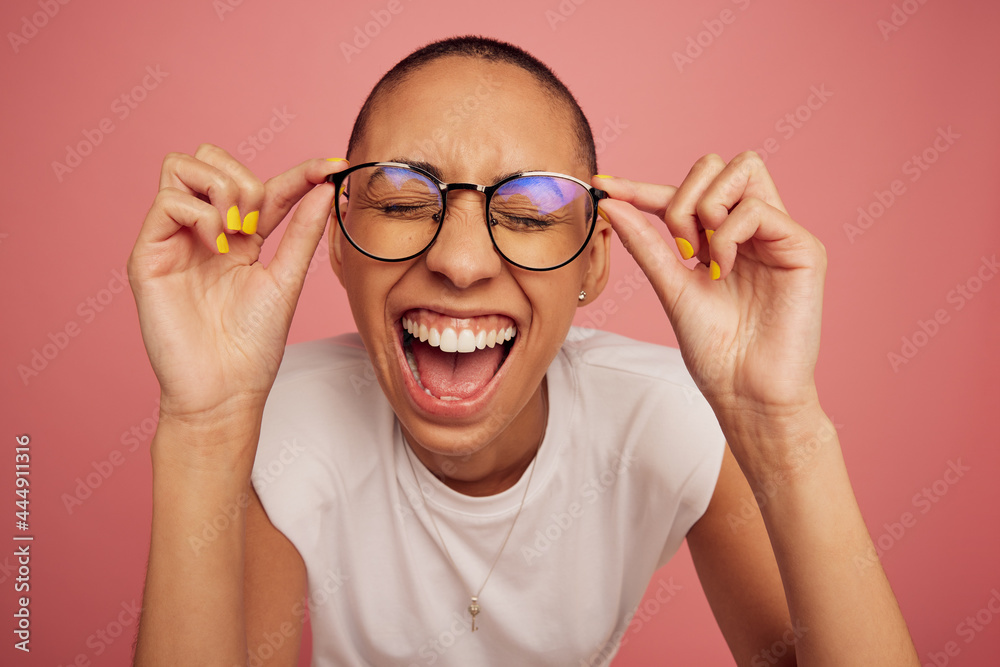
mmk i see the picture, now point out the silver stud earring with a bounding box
[578,290,587,301]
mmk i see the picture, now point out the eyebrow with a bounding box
[386,156,538,184]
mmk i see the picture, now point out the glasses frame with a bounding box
[326,161,608,271]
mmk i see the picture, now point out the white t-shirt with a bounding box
[252,327,726,666]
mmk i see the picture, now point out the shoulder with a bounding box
[263,332,386,414]
[556,326,723,462]
[252,333,393,503]
[559,327,726,511]
[259,332,382,435]
[271,332,372,385]
[559,326,703,401]
[260,331,391,440]
[250,334,396,589]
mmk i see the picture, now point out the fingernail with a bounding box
[597,206,610,223]
[326,158,348,162]
[242,210,259,235]
[705,229,714,243]
[710,260,721,280]
[226,205,241,231]
[216,233,230,254]
[594,174,613,179]
[675,237,694,260]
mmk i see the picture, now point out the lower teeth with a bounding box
[405,336,440,398]
[402,331,510,402]
[403,339,424,384]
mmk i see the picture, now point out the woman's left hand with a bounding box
[594,152,828,461]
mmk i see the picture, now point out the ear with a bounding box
[329,205,346,287]
[578,213,611,307]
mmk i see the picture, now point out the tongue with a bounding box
[410,339,505,399]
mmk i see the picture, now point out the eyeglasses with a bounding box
[326,162,608,271]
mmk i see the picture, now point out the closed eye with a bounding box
[491,212,554,229]
[375,201,442,222]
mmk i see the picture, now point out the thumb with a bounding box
[598,199,692,311]
[267,181,334,299]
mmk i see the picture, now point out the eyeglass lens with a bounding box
[337,165,594,270]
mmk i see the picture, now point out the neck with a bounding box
[404,380,548,497]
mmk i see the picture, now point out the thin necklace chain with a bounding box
[403,423,543,632]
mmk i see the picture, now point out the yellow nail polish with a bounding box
[597,206,610,223]
[710,260,721,280]
[705,229,714,243]
[226,205,241,231]
[216,232,229,254]
[675,237,694,260]
[594,174,613,179]
[242,210,259,235]
[326,157,348,162]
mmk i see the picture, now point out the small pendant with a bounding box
[468,596,480,632]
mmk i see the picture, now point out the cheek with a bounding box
[523,275,582,343]
[328,226,341,269]
[340,257,392,334]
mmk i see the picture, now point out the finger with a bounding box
[158,151,244,246]
[695,227,713,267]
[193,143,266,237]
[696,151,788,231]
[592,174,678,219]
[707,196,819,281]
[134,187,232,262]
[267,181,336,298]
[257,158,350,238]
[597,199,691,309]
[592,174,701,265]
[664,154,727,261]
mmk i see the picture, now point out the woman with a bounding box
[129,36,919,665]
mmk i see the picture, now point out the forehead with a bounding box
[357,57,584,181]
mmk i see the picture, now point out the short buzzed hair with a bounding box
[346,35,598,175]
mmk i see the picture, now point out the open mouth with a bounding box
[398,308,517,404]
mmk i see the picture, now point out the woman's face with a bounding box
[331,57,610,460]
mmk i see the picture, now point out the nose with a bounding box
[423,191,502,289]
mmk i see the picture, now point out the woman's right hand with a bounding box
[127,144,349,429]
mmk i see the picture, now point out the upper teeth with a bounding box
[401,317,516,353]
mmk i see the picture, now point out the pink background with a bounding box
[2,0,998,664]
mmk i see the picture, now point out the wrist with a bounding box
[718,401,839,486]
[152,407,264,476]
[158,388,270,425]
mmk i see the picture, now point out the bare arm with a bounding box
[135,415,308,666]
[596,152,918,665]
[244,486,308,666]
[127,145,347,664]
[135,415,259,665]
[724,409,918,665]
[687,445,794,666]
[688,427,918,666]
